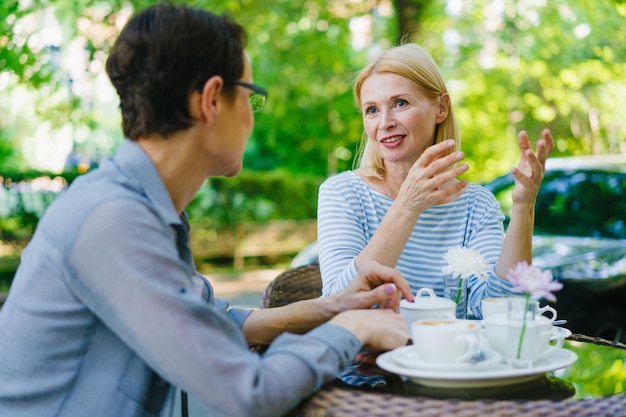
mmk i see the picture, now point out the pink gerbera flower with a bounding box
[505,260,563,302]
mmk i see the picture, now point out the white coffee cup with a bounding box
[482,315,565,366]
[508,297,558,322]
[481,297,558,322]
[400,288,456,338]
[411,319,481,364]
[481,297,509,318]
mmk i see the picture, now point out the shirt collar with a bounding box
[112,140,183,227]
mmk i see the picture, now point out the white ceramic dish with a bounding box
[554,326,572,339]
[390,345,501,371]
[377,347,577,388]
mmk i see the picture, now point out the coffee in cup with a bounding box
[411,319,481,364]
[481,297,509,318]
[399,288,456,338]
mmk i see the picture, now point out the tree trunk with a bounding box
[394,0,432,43]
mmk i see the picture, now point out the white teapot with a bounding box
[399,288,457,338]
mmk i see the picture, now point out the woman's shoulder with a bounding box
[322,170,359,185]
[320,171,368,192]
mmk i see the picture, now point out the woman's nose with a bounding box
[380,111,397,129]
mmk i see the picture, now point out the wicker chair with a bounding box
[261,264,322,308]
[249,264,322,353]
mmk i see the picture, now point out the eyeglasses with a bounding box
[195,79,268,112]
[229,81,268,112]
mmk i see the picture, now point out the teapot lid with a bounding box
[400,297,455,310]
[400,287,456,310]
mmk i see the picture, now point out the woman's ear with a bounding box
[436,93,450,123]
[197,76,223,124]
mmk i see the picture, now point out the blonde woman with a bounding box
[318,43,553,319]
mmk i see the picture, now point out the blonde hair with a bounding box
[353,43,460,179]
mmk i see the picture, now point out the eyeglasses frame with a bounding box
[195,79,267,112]
[229,80,267,112]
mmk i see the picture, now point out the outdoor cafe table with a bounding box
[285,334,626,417]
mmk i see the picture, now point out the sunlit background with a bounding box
[1,0,626,275]
[2,0,625,177]
[1,5,624,410]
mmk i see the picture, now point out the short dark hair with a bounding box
[106,4,247,140]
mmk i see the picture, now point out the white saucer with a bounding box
[377,347,577,388]
[390,345,501,371]
[554,326,572,339]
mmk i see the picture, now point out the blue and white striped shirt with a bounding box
[318,171,516,317]
[318,171,518,386]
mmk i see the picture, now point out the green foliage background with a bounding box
[1,0,626,254]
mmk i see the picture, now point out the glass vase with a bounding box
[506,295,537,368]
[508,295,538,322]
[443,274,468,319]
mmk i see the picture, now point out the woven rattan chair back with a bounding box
[261,264,322,308]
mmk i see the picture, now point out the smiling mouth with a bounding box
[381,135,404,143]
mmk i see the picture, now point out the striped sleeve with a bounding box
[317,173,368,296]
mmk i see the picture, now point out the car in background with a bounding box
[290,155,626,342]
[487,155,626,343]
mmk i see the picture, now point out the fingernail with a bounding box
[385,283,397,295]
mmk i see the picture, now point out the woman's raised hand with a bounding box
[511,129,555,205]
[397,139,469,212]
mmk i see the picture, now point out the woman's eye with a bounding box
[365,106,377,115]
[395,99,408,108]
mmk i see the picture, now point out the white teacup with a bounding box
[482,315,565,366]
[481,297,558,322]
[400,288,456,338]
[508,297,558,322]
[481,297,509,318]
[411,319,481,364]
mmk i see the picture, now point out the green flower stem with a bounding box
[455,278,462,304]
[516,293,530,359]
